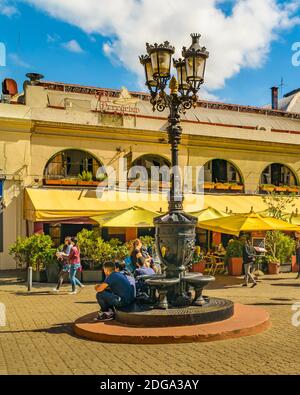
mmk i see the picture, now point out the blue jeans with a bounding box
[69,264,83,292]
[96,291,122,312]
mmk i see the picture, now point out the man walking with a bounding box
[242,236,257,288]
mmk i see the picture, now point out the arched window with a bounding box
[44,149,103,181]
[260,164,298,189]
[129,154,171,183]
[202,158,243,187]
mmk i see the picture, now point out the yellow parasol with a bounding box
[189,207,228,223]
[198,211,300,236]
[91,206,159,228]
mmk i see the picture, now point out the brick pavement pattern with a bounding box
[0,272,299,375]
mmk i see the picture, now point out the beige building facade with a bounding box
[1,79,300,269]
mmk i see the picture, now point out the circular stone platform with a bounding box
[115,298,234,327]
[74,303,271,344]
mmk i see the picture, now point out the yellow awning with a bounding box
[190,207,228,223]
[24,188,300,223]
[24,188,204,222]
[199,212,300,236]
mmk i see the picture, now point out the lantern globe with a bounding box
[182,33,209,82]
[146,41,175,78]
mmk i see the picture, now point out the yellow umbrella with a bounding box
[198,211,300,236]
[189,207,228,223]
[91,206,159,228]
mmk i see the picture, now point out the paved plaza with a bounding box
[0,272,299,375]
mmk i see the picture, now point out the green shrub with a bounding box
[225,240,243,265]
[9,234,55,271]
[78,170,93,181]
[265,231,296,264]
[77,229,130,269]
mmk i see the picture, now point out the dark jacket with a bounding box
[243,243,256,265]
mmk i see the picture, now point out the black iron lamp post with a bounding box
[139,34,209,307]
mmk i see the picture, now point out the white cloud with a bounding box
[8,53,30,68]
[62,39,84,53]
[0,0,19,17]
[21,0,300,96]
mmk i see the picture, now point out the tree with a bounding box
[262,192,296,220]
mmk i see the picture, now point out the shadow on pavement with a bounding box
[270,283,300,287]
[0,322,76,336]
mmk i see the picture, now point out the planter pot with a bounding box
[61,179,78,186]
[215,183,229,190]
[204,182,215,190]
[274,187,287,192]
[230,185,244,191]
[228,257,243,276]
[288,187,299,194]
[261,186,275,193]
[46,263,59,283]
[268,262,280,275]
[29,270,47,283]
[280,263,292,273]
[82,270,104,283]
[44,179,62,185]
[191,261,206,274]
[292,255,299,273]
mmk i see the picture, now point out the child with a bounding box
[95,261,135,322]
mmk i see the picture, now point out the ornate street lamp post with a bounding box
[140,34,210,307]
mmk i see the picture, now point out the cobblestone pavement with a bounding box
[0,272,299,375]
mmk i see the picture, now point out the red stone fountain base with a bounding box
[74,303,271,344]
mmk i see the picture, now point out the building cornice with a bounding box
[30,119,300,155]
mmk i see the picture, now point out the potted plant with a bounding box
[287,186,300,194]
[292,255,299,273]
[225,240,243,276]
[44,178,62,186]
[190,246,205,273]
[61,178,78,186]
[77,229,126,282]
[203,182,215,190]
[260,184,275,193]
[45,257,60,283]
[229,183,244,191]
[215,182,229,190]
[265,231,296,274]
[274,185,287,193]
[78,171,93,186]
[9,234,56,282]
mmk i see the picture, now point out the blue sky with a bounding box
[0,0,300,107]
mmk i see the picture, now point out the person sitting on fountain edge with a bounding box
[134,257,155,296]
[95,261,135,322]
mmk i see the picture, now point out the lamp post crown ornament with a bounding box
[169,76,179,95]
